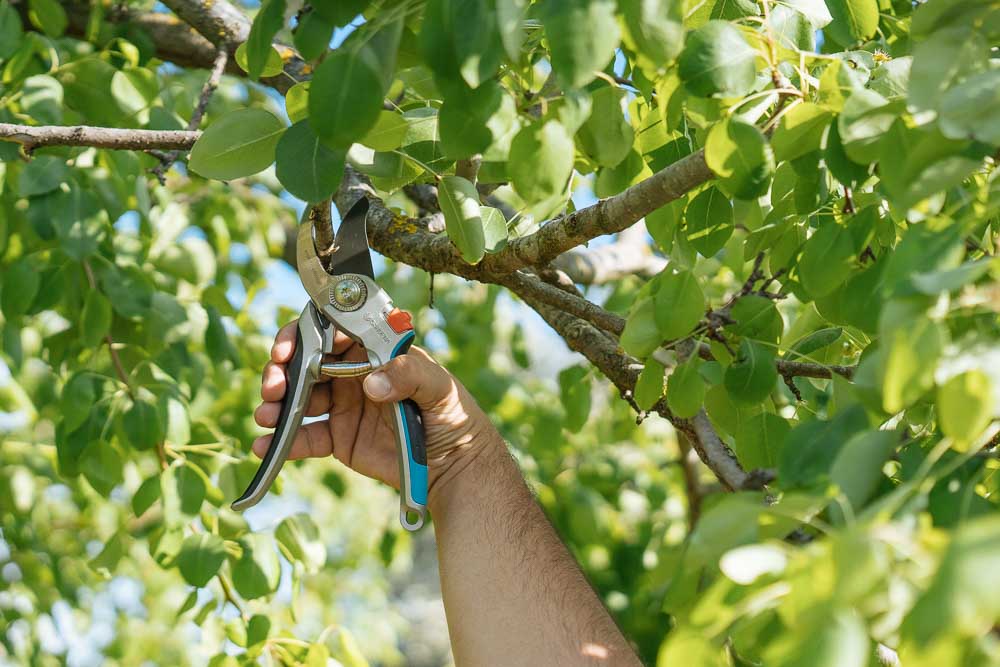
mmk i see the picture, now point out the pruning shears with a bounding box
[231,198,428,531]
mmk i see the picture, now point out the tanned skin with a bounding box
[254,321,643,667]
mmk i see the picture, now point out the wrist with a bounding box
[427,428,510,518]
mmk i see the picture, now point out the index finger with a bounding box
[271,318,356,363]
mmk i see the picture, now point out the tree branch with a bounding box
[0,123,200,152]
[156,0,309,94]
[688,411,749,491]
[499,271,626,336]
[478,150,713,275]
[152,47,229,181]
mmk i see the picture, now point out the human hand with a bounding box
[253,320,502,504]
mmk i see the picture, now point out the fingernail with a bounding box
[364,372,392,399]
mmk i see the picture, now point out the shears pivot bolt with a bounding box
[330,276,367,311]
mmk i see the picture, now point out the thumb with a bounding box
[362,347,456,410]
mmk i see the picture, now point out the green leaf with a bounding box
[908,27,989,115]
[80,441,123,495]
[312,0,369,26]
[666,357,706,418]
[910,259,995,296]
[558,365,592,432]
[163,464,206,524]
[539,0,620,89]
[657,629,730,666]
[496,0,527,61]
[938,371,994,449]
[361,111,408,152]
[735,412,789,469]
[21,75,63,125]
[27,0,66,37]
[132,475,161,516]
[1,257,40,317]
[234,43,285,78]
[684,186,733,257]
[678,21,757,98]
[621,296,661,359]
[120,389,165,451]
[829,429,897,515]
[635,358,666,410]
[19,155,69,197]
[293,9,334,61]
[595,148,651,198]
[245,0,286,81]
[188,109,285,180]
[509,120,574,203]
[653,270,704,340]
[80,290,112,347]
[276,513,326,573]
[110,66,158,116]
[480,206,508,253]
[419,0,503,90]
[177,533,226,588]
[705,118,774,200]
[275,120,346,203]
[784,327,842,362]
[0,1,23,60]
[781,608,871,667]
[823,121,870,188]
[576,86,634,168]
[439,83,517,159]
[903,515,1000,646]
[285,81,310,123]
[770,103,832,162]
[205,306,240,366]
[779,404,869,487]
[231,534,280,599]
[729,295,783,344]
[308,50,384,148]
[646,200,683,253]
[724,340,778,405]
[838,89,898,165]
[881,316,945,414]
[60,372,95,433]
[439,176,487,264]
[823,0,879,47]
[619,0,683,71]
[798,221,855,299]
[247,615,271,647]
[89,530,128,577]
[938,70,1000,146]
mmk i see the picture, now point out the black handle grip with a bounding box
[232,305,324,512]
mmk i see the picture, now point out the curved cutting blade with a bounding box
[329,198,374,279]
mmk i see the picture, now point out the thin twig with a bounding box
[82,260,132,397]
[152,47,229,182]
[0,123,200,151]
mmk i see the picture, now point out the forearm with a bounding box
[429,434,641,667]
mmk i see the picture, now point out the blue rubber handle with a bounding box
[391,332,428,531]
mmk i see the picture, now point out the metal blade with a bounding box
[328,198,375,279]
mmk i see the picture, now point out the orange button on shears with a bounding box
[386,308,413,334]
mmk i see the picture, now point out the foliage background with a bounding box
[1,0,1000,665]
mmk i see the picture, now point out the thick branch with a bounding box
[158,0,251,46]
[500,271,626,336]
[57,0,307,95]
[479,150,712,274]
[0,123,200,151]
[689,411,749,491]
[157,0,309,94]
